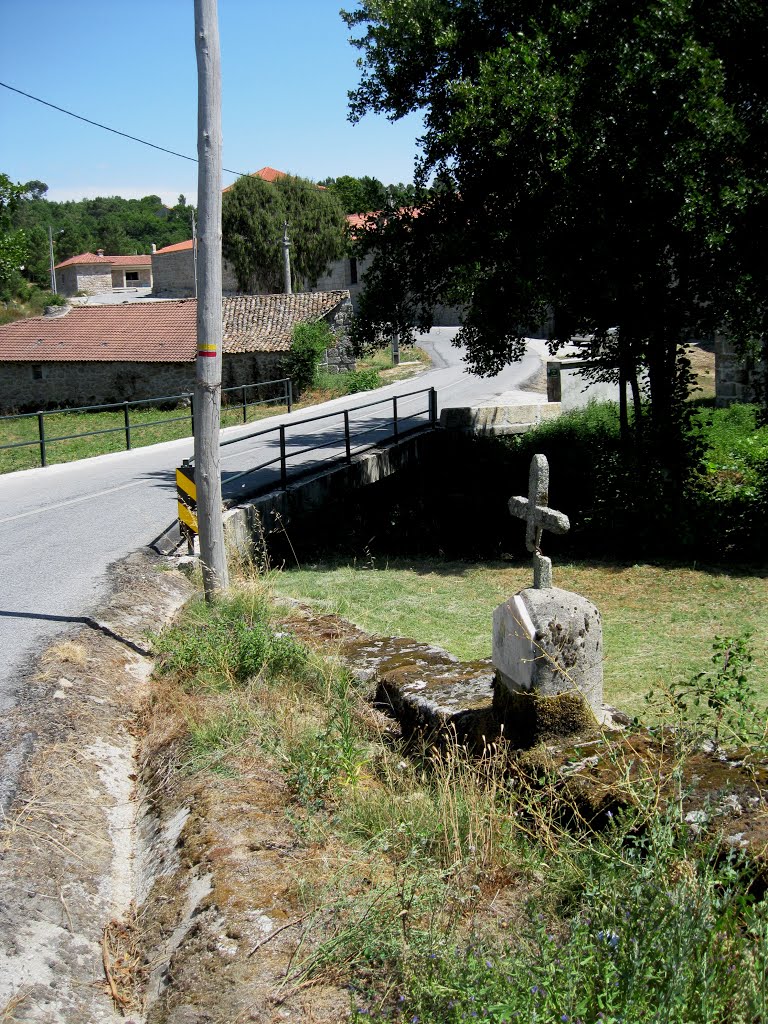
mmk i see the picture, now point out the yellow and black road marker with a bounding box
[176,462,198,548]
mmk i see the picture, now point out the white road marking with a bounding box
[0,479,146,524]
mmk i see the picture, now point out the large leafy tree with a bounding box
[343,0,768,440]
[222,174,347,292]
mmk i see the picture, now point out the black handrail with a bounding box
[214,386,438,494]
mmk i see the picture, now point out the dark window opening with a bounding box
[349,258,358,286]
[125,271,140,284]
[32,364,44,380]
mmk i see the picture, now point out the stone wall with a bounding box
[58,265,113,297]
[319,297,356,373]
[152,250,248,297]
[0,353,293,414]
[715,336,765,407]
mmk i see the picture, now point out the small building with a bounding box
[55,250,154,297]
[0,291,352,413]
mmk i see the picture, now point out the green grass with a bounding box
[0,398,290,473]
[269,558,768,717]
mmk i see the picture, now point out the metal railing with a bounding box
[0,378,293,468]
[192,385,438,497]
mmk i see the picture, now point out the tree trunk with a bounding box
[194,0,229,599]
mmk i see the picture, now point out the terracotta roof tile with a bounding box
[0,293,349,363]
[54,251,153,269]
[154,239,194,255]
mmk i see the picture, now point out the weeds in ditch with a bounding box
[151,574,768,1024]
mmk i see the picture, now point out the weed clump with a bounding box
[150,591,306,689]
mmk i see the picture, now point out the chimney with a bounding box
[151,243,157,254]
[96,248,105,257]
[44,303,71,318]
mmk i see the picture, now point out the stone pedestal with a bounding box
[492,587,603,713]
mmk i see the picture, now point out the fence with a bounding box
[201,385,439,496]
[0,378,293,469]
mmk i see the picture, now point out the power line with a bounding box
[0,80,249,178]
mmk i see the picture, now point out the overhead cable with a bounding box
[0,80,249,177]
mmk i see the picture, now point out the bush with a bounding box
[284,320,334,393]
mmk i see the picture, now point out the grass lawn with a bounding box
[0,399,290,473]
[269,557,768,717]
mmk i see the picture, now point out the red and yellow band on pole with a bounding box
[198,341,217,359]
[176,462,198,544]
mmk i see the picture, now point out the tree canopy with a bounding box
[319,174,418,214]
[343,0,768,435]
[222,173,347,293]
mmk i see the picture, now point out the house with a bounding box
[0,291,352,413]
[55,250,154,297]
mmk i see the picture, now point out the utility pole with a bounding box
[194,0,229,598]
[48,226,57,293]
[281,220,292,294]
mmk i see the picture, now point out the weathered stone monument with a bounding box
[492,454,604,726]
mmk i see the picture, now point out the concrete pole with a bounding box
[282,220,292,294]
[194,0,229,598]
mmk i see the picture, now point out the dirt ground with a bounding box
[0,552,359,1023]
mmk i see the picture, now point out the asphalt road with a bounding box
[0,329,547,803]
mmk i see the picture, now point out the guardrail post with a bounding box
[123,402,132,450]
[393,396,399,440]
[279,424,288,489]
[344,409,351,463]
[242,384,248,424]
[286,379,293,414]
[429,387,438,426]
[37,411,47,467]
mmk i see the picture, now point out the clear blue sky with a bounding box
[0,0,423,205]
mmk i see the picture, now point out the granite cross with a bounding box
[508,454,570,589]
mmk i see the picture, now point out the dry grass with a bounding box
[0,989,30,1022]
[38,639,88,675]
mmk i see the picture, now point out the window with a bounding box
[125,271,140,284]
[32,365,44,381]
[349,258,358,285]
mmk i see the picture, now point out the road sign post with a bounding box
[176,461,198,555]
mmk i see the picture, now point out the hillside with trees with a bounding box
[0,176,196,300]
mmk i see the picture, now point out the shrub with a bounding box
[284,320,334,393]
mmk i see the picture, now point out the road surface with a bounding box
[0,329,547,804]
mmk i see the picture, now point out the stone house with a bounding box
[0,291,352,413]
[55,250,153,297]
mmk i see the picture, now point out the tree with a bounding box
[343,0,768,444]
[0,174,32,288]
[222,174,347,292]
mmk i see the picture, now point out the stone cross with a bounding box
[508,454,570,589]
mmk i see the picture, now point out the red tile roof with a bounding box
[54,252,153,269]
[155,239,194,255]
[0,293,349,363]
